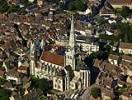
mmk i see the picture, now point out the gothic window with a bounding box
[59,80,61,83]
[58,85,60,89]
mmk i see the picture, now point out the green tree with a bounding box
[127,24,132,43]
[90,87,101,99]
[117,22,132,43]
[0,88,10,100]
[114,6,131,18]
[37,95,48,100]
[120,6,130,18]
[7,5,20,13]
[0,0,9,13]
[65,65,74,80]
[0,78,6,86]
[68,0,87,11]
[31,78,50,94]
[95,16,106,26]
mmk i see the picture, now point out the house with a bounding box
[37,0,43,7]
[6,69,21,84]
[17,65,29,74]
[127,76,132,84]
[122,62,132,76]
[101,88,113,100]
[122,55,132,64]
[0,69,5,78]
[117,80,125,88]
[3,81,15,91]
[118,42,132,55]
[108,0,132,9]
[99,6,115,17]
[21,76,31,89]
[108,54,119,66]
[120,92,132,100]
[7,0,20,5]
[23,88,43,100]
[9,91,21,100]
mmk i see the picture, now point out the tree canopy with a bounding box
[0,0,28,14]
[31,78,51,94]
[90,87,101,99]
[0,88,10,100]
[117,22,132,43]
[59,0,87,12]
[37,95,48,100]
[114,6,132,18]
[0,78,6,86]
[0,0,9,13]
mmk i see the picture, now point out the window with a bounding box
[59,80,61,83]
[58,85,60,89]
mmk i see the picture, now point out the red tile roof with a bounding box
[40,51,64,66]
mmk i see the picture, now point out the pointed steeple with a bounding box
[69,15,75,48]
[65,15,76,70]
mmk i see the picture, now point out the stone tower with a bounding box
[65,15,76,70]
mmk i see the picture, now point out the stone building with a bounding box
[29,15,91,91]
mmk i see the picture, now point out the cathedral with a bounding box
[29,15,91,92]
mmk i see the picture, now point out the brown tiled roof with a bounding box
[0,69,5,77]
[40,51,64,66]
[122,55,132,62]
[93,59,103,67]
[122,61,132,71]
[109,0,132,5]
[103,78,113,87]
[7,69,20,78]
[18,66,28,71]
[101,88,113,97]
[121,92,130,97]
[119,42,132,49]
[109,54,119,60]
[94,59,122,75]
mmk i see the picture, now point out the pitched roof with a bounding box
[109,54,119,60]
[0,69,5,77]
[101,88,113,97]
[18,65,28,71]
[122,55,132,62]
[109,0,132,5]
[6,69,20,78]
[40,51,64,66]
[119,42,132,49]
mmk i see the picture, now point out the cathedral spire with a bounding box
[69,15,75,48]
[65,15,76,70]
